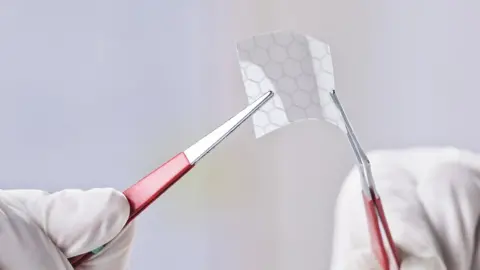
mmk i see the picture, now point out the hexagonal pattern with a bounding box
[237,30,346,138]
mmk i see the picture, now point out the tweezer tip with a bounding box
[183,90,274,164]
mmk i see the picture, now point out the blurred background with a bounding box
[1,0,479,269]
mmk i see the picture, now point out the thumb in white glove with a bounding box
[332,149,480,270]
[0,188,135,270]
[331,165,443,270]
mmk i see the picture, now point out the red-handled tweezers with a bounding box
[330,90,401,270]
[69,91,274,268]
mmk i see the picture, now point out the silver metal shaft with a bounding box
[184,91,274,164]
[329,90,377,197]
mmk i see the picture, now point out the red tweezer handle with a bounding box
[69,152,193,267]
[363,191,401,270]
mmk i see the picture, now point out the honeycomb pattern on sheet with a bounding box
[237,30,345,138]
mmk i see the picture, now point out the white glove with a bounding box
[330,147,480,270]
[0,188,135,270]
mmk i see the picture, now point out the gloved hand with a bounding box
[0,188,135,270]
[330,147,480,270]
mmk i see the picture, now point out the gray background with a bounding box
[1,0,478,269]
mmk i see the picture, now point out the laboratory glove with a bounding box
[330,147,480,270]
[0,188,135,270]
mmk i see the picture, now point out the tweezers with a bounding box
[330,90,401,270]
[69,91,274,268]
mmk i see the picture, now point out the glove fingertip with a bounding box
[30,188,132,257]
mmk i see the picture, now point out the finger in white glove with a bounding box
[0,188,133,270]
[330,149,456,270]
